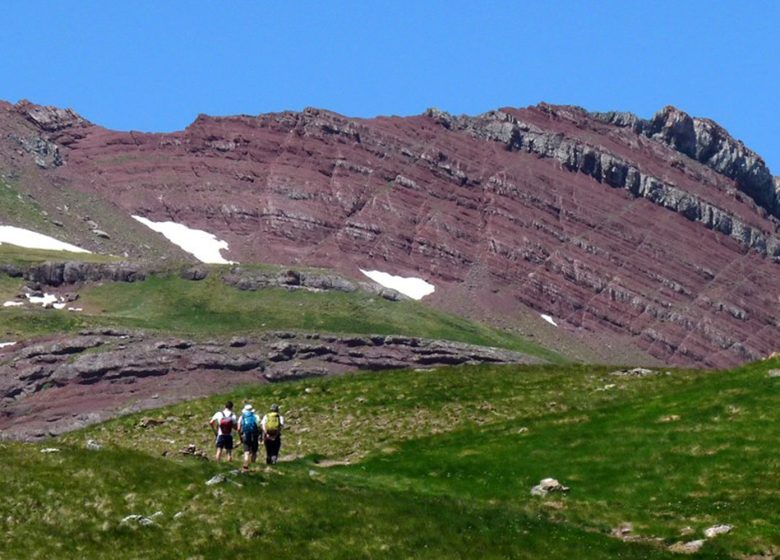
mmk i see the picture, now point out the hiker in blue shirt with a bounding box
[238,403,261,471]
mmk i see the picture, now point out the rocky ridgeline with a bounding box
[3,100,780,368]
[1,261,402,299]
[1,261,147,285]
[0,330,537,439]
[593,106,779,219]
[425,107,780,259]
[217,266,402,300]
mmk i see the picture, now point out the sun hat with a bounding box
[243,404,253,411]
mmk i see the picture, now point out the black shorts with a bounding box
[216,434,233,450]
[242,431,259,454]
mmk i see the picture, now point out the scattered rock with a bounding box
[86,439,102,451]
[767,369,780,378]
[138,417,165,429]
[531,478,570,496]
[40,448,60,454]
[206,474,227,486]
[120,514,155,527]
[679,526,695,537]
[179,444,208,460]
[659,415,681,423]
[704,524,733,538]
[180,265,209,281]
[173,511,184,520]
[92,229,110,239]
[668,540,705,554]
[609,367,657,377]
[240,520,263,539]
[610,522,634,538]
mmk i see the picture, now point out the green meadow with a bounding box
[4,358,779,558]
[0,273,563,362]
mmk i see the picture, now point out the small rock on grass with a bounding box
[610,522,633,538]
[767,369,780,378]
[120,514,155,527]
[86,440,102,451]
[609,368,657,377]
[531,478,569,497]
[704,524,733,538]
[206,474,227,486]
[40,448,60,454]
[669,540,705,554]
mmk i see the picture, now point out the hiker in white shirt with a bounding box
[261,403,286,464]
[209,400,237,462]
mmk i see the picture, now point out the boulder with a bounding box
[668,540,705,554]
[530,478,570,496]
[703,524,733,538]
[180,265,209,281]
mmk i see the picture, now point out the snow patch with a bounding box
[3,301,24,307]
[541,314,558,327]
[0,341,16,348]
[23,292,68,309]
[132,216,235,264]
[28,293,59,306]
[0,225,90,253]
[359,269,435,300]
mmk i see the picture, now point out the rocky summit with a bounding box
[1,100,779,368]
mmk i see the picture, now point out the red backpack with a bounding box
[219,412,234,434]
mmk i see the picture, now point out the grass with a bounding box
[0,441,684,560]
[21,357,773,558]
[0,177,49,229]
[0,244,119,265]
[0,272,563,361]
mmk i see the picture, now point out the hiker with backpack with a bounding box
[261,403,285,464]
[209,400,237,462]
[238,403,261,471]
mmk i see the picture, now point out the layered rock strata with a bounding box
[1,100,779,367]
[0,330,537,439]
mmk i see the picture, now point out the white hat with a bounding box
[243,404,253,411]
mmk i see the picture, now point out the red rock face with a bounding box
[3,101,780,368]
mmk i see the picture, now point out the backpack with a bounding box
[219,412,234,435]
[242,411,258,434]
[265,412,281,438]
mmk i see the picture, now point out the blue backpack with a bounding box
[242,411,258,434]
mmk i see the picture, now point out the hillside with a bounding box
[0,100,778,367]
[3,358,779,558]
[0,261,564,438]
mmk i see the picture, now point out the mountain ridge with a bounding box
[1,99,778,367]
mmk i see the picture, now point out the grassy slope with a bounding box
[0,244,118,265]
[0,273,563,361]
[3,358,767,558]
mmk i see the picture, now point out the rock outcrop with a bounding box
[595,105,779,220]
[0,330,537,439]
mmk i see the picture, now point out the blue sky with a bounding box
[1,1,778,170]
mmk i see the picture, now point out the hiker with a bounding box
[209,400,237,462]
[238,403,260,471]
[261,403,285,465]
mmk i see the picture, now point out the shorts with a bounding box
[242,431,259,454]
[216,434,233,450]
